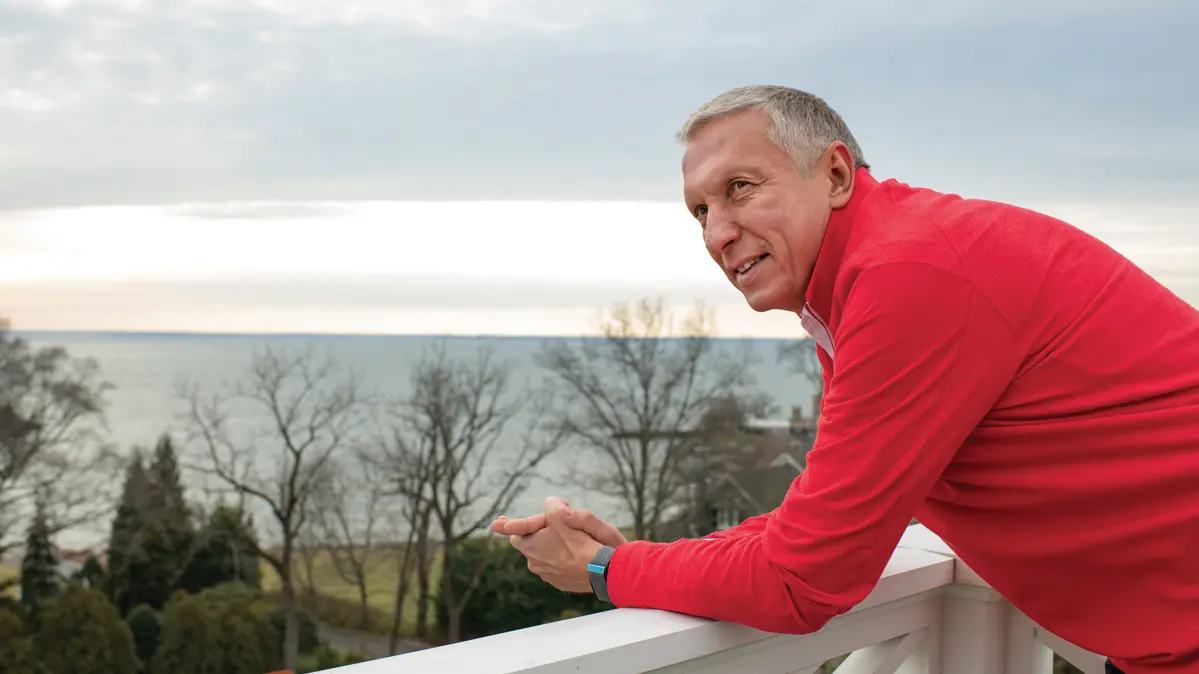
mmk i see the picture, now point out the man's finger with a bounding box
[563,508,628,547]
[497,513,547,536]
[543,496,570,514]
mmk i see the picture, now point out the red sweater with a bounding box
[607,169,1199,673]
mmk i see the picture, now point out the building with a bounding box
[663,401,820,539]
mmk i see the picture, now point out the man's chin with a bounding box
[742,294,778,313]
[741,288,802,313]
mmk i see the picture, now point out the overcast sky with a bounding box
[1,0,1195,336]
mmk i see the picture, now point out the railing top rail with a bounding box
[332,527,956,674]
[897,523,987,587]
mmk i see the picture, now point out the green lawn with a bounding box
[1,562,16,595]
[3,546,443,639]
[261,545,444,636]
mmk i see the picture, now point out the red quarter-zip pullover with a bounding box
[606,169,1199,673]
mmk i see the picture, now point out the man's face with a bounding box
[682,110,849,313]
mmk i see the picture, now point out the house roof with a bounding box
[710,461,802,513]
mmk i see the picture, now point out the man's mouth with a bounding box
[735,253,769,275]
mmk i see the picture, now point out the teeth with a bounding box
[736,257,760,274]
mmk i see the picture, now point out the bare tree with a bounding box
[384,342,560,643]
[374,424,436,648]
[178,345,367,672]
[537,298,757,541]
[348,417,437,651]
[0,317,118,560]
[308,447,390,630]
[293,513,323,600]
[777,337,824,396]
[367,433,434,652]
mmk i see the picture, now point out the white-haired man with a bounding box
[492,85,1199,674]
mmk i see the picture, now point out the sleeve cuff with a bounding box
[606,540,654,607]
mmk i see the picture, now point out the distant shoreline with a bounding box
[16,330,796,342]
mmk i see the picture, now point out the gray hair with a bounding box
[677,85,869,172]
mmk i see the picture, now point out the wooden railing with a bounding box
[329,525,1107,674]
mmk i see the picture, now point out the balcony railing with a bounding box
[331,524,1107,674]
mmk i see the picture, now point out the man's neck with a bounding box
[803,167,880,318]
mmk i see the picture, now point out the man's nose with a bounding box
[703,212,740,254]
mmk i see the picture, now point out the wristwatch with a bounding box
[587,545,616,602]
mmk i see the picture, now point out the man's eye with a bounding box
[729,180,750,194]
[695,205,708,219]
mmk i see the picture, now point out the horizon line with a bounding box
[12,328,805,342]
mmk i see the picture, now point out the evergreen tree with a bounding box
[106,452,152,614]
[106,436,197,614]
[178,504,261,593]
[138,434,195,608]
[19,498,61,619]
[74,554,106,589]
[33,582,139,674]
[146,435,190,527]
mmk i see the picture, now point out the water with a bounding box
[18,331,816,548]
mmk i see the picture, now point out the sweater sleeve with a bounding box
[701,510,776,539]
[606,262,1021,633]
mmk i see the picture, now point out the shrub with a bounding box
[152,592,221,674]
[198,582,320,660]
[295,643,368,673]
[125,604,162,671]
[265,604,320,656]
[436,537,610,641]
[153,589,283,674]
[213,597,283,674]
[0,604,39,674]
[33,582,139,674]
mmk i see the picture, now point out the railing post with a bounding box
[1006,609,1056,674]
[897,526,1060,674]
[936,585,1053,674]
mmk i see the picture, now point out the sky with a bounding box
[0,0,1196,337]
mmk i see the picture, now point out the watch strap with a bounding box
[587,545,616,603]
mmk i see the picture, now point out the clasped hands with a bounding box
[490,497,627,594]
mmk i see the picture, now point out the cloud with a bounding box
[9,274,719,312]
[0,0,1194,208]
[2,274,800,338]
[0,200,718,285]
[6,0,617,35]
[1,198,1194,336]
[168,202,352,219]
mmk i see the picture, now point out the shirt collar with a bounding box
[803,167,880,320]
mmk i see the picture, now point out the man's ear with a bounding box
[824,142,856,209]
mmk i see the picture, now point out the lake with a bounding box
[19,331,817,548]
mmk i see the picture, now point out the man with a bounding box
[491,85,1199,674]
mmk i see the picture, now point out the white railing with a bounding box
[331,525,1107,674]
